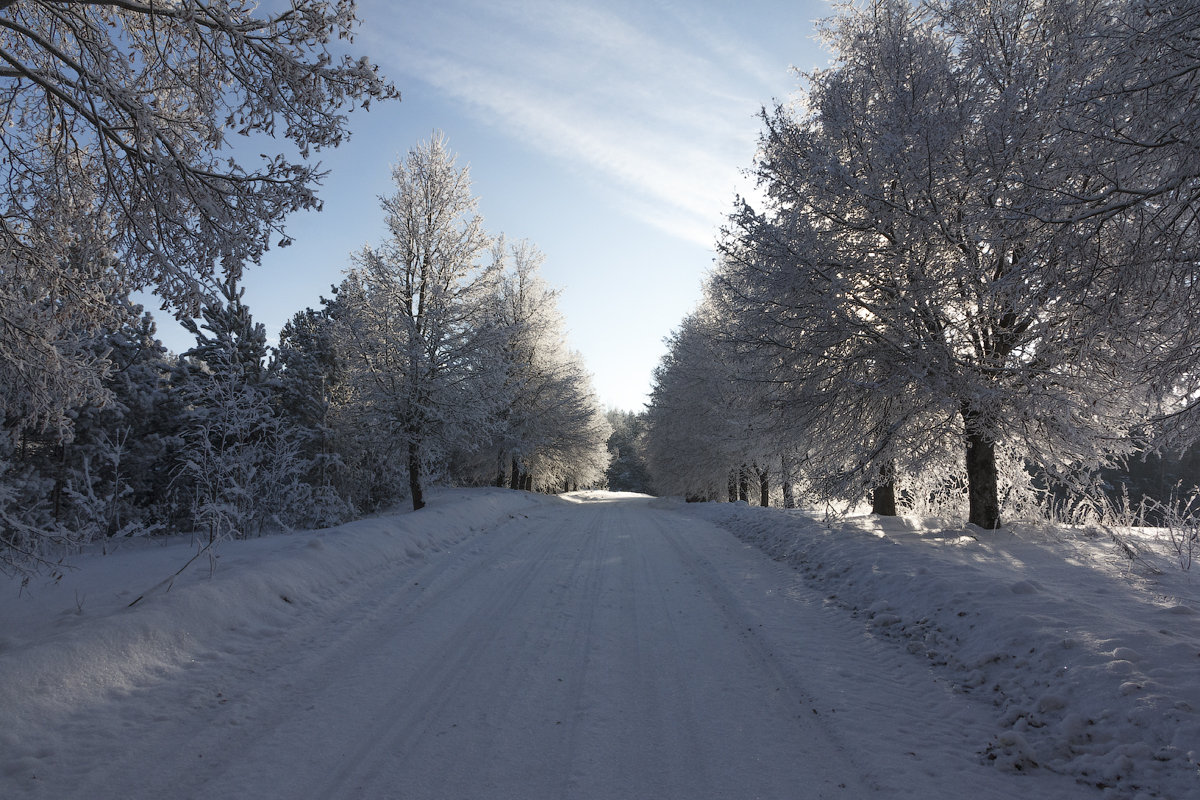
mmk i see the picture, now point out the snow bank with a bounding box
[0,488,549,773]
[680,501,1200,799]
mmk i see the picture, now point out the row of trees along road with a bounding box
[646,0,1200,529]
[0,2,610,575]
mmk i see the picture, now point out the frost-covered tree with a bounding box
[274,303,341,436]
[1030,0,1199,220]
[462,239,610,492]
[0,0,396,440]
[509,347,611,493]
[643,314,730,501]
[644,306,786,505]
[1056,0,1200,445]
[0,456,59,577]
[721,0,1185,528]
[605,409,653,495]
[334,134,505,511]
[0,203,126,441]
[1,294,180,574]
[57,300,178,540]
[270,301,352,526]
[540,377,612,492]
[714,218,953,515]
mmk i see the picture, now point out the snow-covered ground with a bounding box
[0,488,1195,798]
[682,500,1200,798]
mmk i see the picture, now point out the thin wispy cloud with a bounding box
[363,0,794,247]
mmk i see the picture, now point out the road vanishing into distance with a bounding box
[32,494,1093,799]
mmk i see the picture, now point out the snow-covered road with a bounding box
[5,492,1100,799]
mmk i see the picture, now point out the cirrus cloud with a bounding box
[361,0,804,246]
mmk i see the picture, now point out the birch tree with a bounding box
[334,134,504,511]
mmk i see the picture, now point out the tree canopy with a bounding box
[0,0,396,440]
[648,0,1200,528]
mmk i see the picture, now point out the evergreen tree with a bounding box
[1,294,180,574]
[60,300,179,539]
[270,299,353,526]
[176,278,304,540]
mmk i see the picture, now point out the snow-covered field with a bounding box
[1,488,1196,798]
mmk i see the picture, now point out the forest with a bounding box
[0,3,611,576]
[2,0,1199,575]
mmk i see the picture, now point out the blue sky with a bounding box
[146,0,831,411]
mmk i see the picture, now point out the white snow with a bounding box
[681,501,1200,798]
[1,488,1196,798]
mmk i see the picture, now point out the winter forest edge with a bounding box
[3,0,1200,583]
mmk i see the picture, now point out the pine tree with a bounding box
[177,278,303,540]
[270,300,353,526]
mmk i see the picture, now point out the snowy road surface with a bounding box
[6,493,1098,799]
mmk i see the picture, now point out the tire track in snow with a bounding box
[333,504,613,799]
[652,508,892,789]
[59,506,557,800]
[288,509,580,799]
[35,510,527,799]
[609,506,875,798]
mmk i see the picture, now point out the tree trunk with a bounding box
[781,454,796,509]
[758,465,770,507]
[728,471,737,502]
[510,456,521,491]
[52,442,66,523]
[871,482,897,516]
[964,426,1000,529]
[523,473,533,492]
[495,452,506,488]
[408,439,425,511]
[738,465,749,502]
[871,461,897,516]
